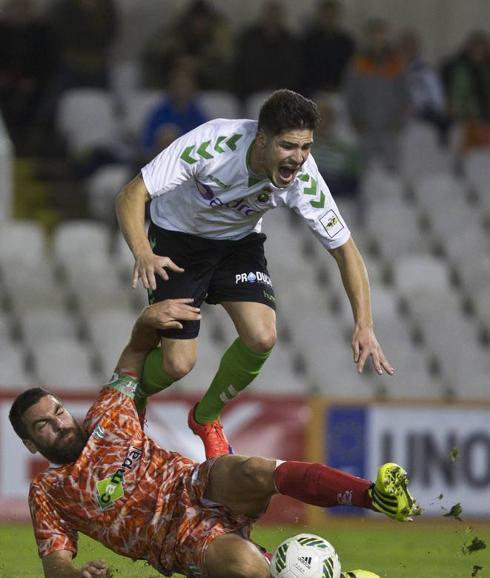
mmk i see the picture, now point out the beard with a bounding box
[37,423,89,465]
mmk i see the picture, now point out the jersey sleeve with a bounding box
[83,373,141,435]
[287,155,351,250]
[29,482,78,559]
[141,121,216,197]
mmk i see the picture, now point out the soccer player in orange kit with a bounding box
[9,300,420,578]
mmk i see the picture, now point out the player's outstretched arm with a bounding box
[115,174,184,290]
[115,299,201,378]
[328,238,394,375]
[42,550,107,578]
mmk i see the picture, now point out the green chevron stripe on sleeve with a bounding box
[197,140,213,159]
[298,173,310,182]
[310,191,325,208]
[303,177,317,196]
[180,145,198,164]
[214,135,226,153]
[225,133,243,150]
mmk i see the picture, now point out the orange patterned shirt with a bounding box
[28,373,225,576]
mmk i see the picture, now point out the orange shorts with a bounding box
[167,458,254,578]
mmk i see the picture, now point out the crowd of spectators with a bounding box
[1,0,490,179]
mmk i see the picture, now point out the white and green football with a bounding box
[271,533,341,578]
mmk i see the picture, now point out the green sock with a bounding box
[194,338,272,424]
[135,347,176,414]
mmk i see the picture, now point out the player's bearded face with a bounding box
[263,128,313,188]
[23,395,89,464]
[34,420,88,464]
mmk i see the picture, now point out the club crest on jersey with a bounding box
[320,209,344,238]
[256,191,270,203]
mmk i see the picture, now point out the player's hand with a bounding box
[143,298,201,331]
[79,559,108,578]
[132,250,184,290]
[352,325,394,375]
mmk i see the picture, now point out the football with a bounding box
[270,533,341,578]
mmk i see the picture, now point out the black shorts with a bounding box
[148,223,276,339]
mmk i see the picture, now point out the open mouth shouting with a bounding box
[276,164,300,186]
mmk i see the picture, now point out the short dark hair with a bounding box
[258,89,321,136]
[9,387,53,440]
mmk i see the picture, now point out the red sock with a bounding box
[274,461,373,509]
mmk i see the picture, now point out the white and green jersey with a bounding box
[141,118,350,250]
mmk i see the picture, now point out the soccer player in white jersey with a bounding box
[116,89,394,458]
[9,300,419,578]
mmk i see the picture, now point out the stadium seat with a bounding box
[31,339,98,390]
[399,120,451,182]
[469,287,490,332]
[457,254,490,295]
[463,149,490,193]
[123,89,164,139]
[369,284,402,321]
[198,90,241,120]
[428,201,481,240]
[365,199,427,260]
[114,231,136,277]
[86,309,135,376]
[86,164,132,222]
[19,308,79,348]
[442,229,490,269]
[70,267,134,315]
[52,221,113,267]
[57,89,119,155]
[304,339,377,398]
[0,342,34,388]
[0,220,46,268]
[110,60,142,110]
[412,172,468,212]
[372,318,439,399]
[391,255,451,298]
[4,262,68,313]
[252,342,307,394]
[360,165,406,202]
[114,232,152,314]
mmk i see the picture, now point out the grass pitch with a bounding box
[0,520,488,578]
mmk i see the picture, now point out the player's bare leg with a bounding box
[205,456,277,517]
[205,533,270,578]
[160,337,197,380]
[221,301,277,353]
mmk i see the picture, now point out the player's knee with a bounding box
[245,327,276,353]
[237,456,276,494]
[162,356,195,380]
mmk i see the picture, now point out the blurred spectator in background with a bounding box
[313,96,363,198]
[299,0,355,96]
[233,0,299,99]
[0,0,57,153]
[47,0,117,91]
[399,28,450,144]
[141,61,208,160]
[142,0,232,90]
[344,18,411,170]
[444,31,490,154]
